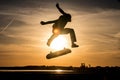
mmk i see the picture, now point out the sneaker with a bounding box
[72,43,79,48]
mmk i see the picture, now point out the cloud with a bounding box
[67,0,120,9]
[0,33,30,45]
[115,32,120,38]
[0,18,15,34]
[114,56,120,60]
[0,0,120,9]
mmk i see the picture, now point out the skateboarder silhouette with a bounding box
[41,3,79,48]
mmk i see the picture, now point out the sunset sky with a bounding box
[0,0,120,67]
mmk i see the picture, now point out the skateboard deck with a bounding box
[46,48,71,59]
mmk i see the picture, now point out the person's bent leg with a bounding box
[62,28,79,48]
[47,34,59,46]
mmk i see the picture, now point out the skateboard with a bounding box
[46,48,71,59]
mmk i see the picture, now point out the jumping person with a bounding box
[40,3,79,48]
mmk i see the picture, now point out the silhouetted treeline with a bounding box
[0,65,73,70]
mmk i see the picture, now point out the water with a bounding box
[0,69,73,73]
[0,70,119,80]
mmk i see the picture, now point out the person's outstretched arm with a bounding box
[56,3,66,15]
[40,20,58,25]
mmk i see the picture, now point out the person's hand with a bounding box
[56,3,59,7]
[40,21,45,25]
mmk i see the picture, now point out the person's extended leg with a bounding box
[61,28,79,48]
[47,34,59,46]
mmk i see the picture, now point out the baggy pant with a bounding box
[47,28,77,45]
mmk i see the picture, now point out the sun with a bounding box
[50,35,68,50]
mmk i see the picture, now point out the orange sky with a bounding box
[0,0,120,67]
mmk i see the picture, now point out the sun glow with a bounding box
[50,35,68,50]
[55,69,63,73]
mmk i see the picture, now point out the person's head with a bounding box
[65,14,71,22]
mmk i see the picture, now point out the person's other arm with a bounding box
[40,20,58,25]
[56,3,67,15]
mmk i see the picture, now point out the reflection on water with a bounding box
[0,69,73,73]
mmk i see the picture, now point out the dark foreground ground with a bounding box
[0,66,120,80]
[0,70,119,80]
